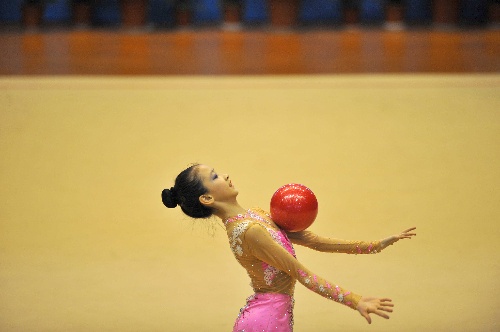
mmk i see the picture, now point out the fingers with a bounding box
[374,310,390,319]
[378,305,394,313]
[400,227,417,239]
[372,307,392,319]
[362,312,372,324]
[380,298,393,304]
[364,307,391,323]
[375,299,393,319]
[377,299,394,312]
[402,227,416,233]
[360,298,394,324]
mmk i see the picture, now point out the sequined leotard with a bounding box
[224,207,382,332]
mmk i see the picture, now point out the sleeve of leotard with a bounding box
[286,230,382,254]
[243,224,362,310]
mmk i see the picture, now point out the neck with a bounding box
[213,202,247,222]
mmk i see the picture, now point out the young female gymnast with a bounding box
[162,164,416,331]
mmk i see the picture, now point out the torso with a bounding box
[225,207,297,295]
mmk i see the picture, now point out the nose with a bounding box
[223,174,229,181]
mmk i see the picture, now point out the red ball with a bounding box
[270,183,318,232]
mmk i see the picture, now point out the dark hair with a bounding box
[162,164,214,219]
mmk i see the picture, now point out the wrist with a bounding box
[380,237,393,249]
[350,293,362,310]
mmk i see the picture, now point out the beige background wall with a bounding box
[1,75,499,331]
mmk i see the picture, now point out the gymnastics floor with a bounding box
[0,75,499,331]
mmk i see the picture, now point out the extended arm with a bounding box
[286,227,416,254]
[286,230,382,254]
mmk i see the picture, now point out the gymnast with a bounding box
[162,164,416,331]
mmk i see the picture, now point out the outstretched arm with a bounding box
[244,224,393,323]
[285,230,382,254]
[286,227,416,254]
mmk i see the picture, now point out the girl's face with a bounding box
[197,164,238,203]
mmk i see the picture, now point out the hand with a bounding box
[381,227,416,249]
[357,297,394,324]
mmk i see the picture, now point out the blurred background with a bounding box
[0,0,499,29]
[1,1,500,332]
[0,0,499,74]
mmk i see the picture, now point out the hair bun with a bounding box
[162,187,178,208]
